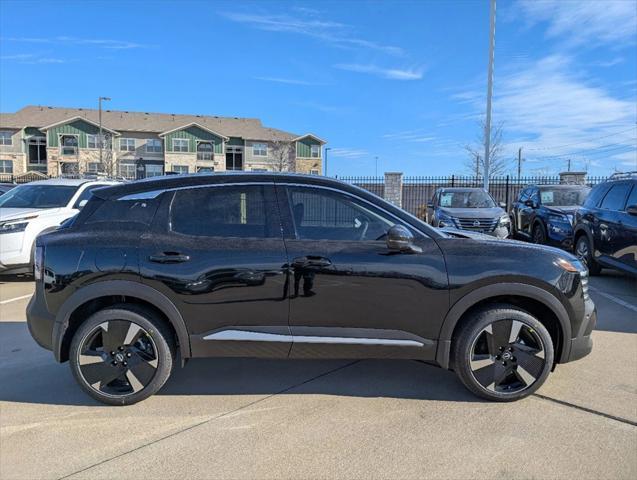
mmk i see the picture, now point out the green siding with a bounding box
[25,127,45,137]
[227,137,244,147]
[164,126,224,153]
[47,119,100,148]
[296,137,321,158]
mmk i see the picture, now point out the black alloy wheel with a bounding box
[70,305,175,405]
[454,305,554,401]
[532,223,546,244]
[575,235,601,275]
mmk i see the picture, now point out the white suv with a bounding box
[0,178,117,275]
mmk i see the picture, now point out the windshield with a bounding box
[0,185,78,209]
[539,188,590,207]
[439,190,496,208]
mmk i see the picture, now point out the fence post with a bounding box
[505,175,509,210]
[451,174,455,187]
[384,172,403,208]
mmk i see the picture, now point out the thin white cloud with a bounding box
[383,129,436,142]
[220,11,404,56]
[329,148,368,159]
[1,53,67,64]
[517,0,637,47]
[4,36,151,49]
[254,76,326,86]
[334,63,423,80]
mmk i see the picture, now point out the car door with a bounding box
[517,188,535,236]
[619,184,637,272]
[139,182,291,358]
[276,183,448,362]
[596,182,632,263]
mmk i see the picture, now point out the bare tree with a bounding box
[269,139,294,172]
[464,119,510,178]
[97,133,117,177]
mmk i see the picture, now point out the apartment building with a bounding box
[0,105,326,178]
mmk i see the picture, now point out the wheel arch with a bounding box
[53,280,190,363]
[435,283,572,369]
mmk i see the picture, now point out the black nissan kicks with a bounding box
[27,174,596,405]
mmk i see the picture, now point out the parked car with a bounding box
[427,187,510,238]
[574,172,637,276]
[0,183,16,196]
[0,178,117,275]
[510,184,591,247]
[27,173,595,405]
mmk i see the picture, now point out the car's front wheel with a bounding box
[575,234,601,275]
[69,304,175,406]
[532,222,547,244]
[453,305,554,401]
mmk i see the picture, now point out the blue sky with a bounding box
[1,0,635,177]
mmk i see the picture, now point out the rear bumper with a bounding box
[26,285,55,353]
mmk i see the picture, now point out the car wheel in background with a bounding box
[532,222,547,244]
[575,235,602,275]
[453,304,554,402]
[69,304,175,406]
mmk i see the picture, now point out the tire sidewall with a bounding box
[532,222,546,244]
[454,306,554,402]
[69,307,174,406]
[576,235,601,275]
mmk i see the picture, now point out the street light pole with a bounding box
[483,0,496,191]
[98,96,111,165]
[375,156,379,176]
[324,147,331,176]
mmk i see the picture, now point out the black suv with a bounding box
[27,174,595,405]
[574,173,637,276]
[511,184,590,247]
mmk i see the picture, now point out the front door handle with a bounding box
[149,252,191,264]
[292,255,332,269]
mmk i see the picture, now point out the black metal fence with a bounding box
[339,175,608,219]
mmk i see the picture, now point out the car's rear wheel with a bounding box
[453,305,554,401]
[575,235,601,275]
[532,222,547,244]
[69,304,175,406]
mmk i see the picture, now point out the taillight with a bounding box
[34,246,44,281]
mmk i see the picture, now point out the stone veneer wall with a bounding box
[294,158,321,174]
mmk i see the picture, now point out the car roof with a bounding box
[439,187,486,192]
[529,184,590,189]
[94,172,359,199]
[14,178,116,187]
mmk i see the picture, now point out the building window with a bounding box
[172,165,189,174]
[120,138,135,152]
[197,142,213,161]
[118,163,136,179]
[197,166,214,173]
[252,143,267,157]
[28,137,47,166]
[146,139,162,153]
[310,169,320,175]
[87,134,98,149]
[0,160,13,173]
[61,135,78,155]
[145,164,164,177]
[0,131,13,146]
[173,138,189,153]
[310,144,320,158]
[87,162,104,174]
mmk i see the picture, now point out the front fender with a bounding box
[435,282,572,369]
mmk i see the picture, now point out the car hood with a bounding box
[438,206,505,218]
[0,207,63,222]
[544,206,579,215]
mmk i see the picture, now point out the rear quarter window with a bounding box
[583,184,610,208]
[84,198,159,226]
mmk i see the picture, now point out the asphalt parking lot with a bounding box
[1,272,636,480]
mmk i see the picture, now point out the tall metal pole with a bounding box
[375,156,379,176]
[483,0,496,191]
[324,147,331,176]
[517,147,522,180]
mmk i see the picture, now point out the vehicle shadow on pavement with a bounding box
[0,321,482,406]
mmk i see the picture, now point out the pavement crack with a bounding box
[533,393,637,427]
[57,360,360,480]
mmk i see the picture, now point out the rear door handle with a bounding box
[292,255,332,269]
[148,252,190,264]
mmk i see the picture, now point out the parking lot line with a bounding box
[0,294,33,305]
[589,286,637,313]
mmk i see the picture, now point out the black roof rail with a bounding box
[608,171,637,181]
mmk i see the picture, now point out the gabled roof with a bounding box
[292,133,327,144]
[40,116,121,136]
[158,122,229,140]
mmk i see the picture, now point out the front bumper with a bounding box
[565,296,596,362]
[0,231,31,273]
[546,222,574,249]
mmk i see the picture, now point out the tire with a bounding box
[69,304,175,406]
[532,222,547,244]
[575,234,601,275]
[453,304,554,402]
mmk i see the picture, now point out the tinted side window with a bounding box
[583,184,610,208]
[170,185,276,238]
[529,188,539,203]
[626,184,637,208]
[85,198,159,226]
[518,188,529,202]
[287,187,395,241]
[600,183,631,211]
[73,184,105,209]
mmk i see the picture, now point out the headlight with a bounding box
[498,214,510,226]
[548,213,570,223]
[0,221,29,234]
[436,212,456,227]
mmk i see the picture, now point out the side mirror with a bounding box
[427,202,433,209]
[627,204,637,216]
[499,201,506,209]
[524,199,536,208]
[386,225,422,254]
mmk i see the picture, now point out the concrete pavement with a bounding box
[1,271,635,479]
